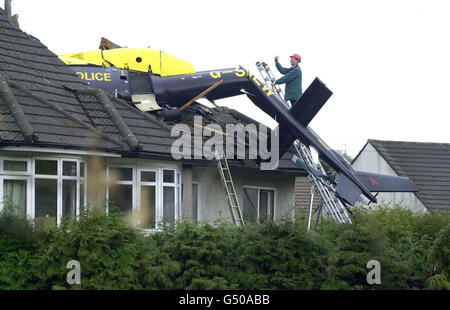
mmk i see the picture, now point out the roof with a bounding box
[0,12,305,174]
[354,139,450,212]
[0,11,176,157]
[179,102,304,173]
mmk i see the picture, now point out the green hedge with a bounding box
[0,203,448,290]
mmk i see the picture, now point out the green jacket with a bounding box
[275,61,302,101]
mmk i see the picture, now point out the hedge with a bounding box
[0,202,448,290]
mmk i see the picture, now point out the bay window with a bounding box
[107,165,181,230]
[0,156,86,227]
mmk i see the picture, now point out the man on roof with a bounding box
[272,53,303,105]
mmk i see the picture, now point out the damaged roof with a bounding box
[355,139,450,212]
[179,102,302,172]
[0,11,304,174]
[0,11,176,157]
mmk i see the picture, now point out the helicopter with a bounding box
[59,38,418,206]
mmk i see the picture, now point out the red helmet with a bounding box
[290,53,301,62]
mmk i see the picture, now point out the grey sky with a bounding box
[11,0,450,156]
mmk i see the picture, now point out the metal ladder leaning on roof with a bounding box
[214,151,245,226]
[293,142,352,228]
[255,60,352,228]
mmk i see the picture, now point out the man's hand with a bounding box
[274,56,279,62]
[271,82,276,87]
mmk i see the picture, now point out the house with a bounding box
[0,8,308,229]
[352,139,450,213]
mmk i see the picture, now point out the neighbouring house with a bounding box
[0,8,308,229]
[352,139,450,213]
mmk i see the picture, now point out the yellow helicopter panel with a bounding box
[59,48,195,76]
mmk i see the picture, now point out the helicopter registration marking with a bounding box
[76,72,112,82]
[210,69,273,97]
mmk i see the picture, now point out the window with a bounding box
[243,187,275,224]
[35,159,57,175]
[35,179,57,227]
[4,160,27,172]
[107,166,181,230]
[192,183,199,222]
[3,179,27,217]
[139,169,156,229]
[163,169,176,226]
[0,157,86,227]
[108,167,133,213]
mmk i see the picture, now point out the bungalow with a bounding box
[352,139,450,213]
[0,8,307,229]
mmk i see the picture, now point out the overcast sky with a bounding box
[10,0,450,156]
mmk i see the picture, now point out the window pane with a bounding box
[80,162,85,177]
[259,190,269,224]
[140,186,155,229]
[141,171,156,182]
[270,190,275,220]
[243,188,258,223]
[3,180,26,217]
[35,160,57,175]
[63,161,77,176]
[192,184,198,222]
[163,186,175,225]
[35,179,57,227]
[62,180,77,220]
[4,160,27,172]
[163,170,175,183]
[80,182,85,209]
[108,184,132,213]
[109,167,133,181]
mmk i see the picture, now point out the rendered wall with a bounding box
[352,143,427,212]
[191,164,296,223]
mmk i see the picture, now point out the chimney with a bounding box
[4,0,11,17]
[4,0,19,28]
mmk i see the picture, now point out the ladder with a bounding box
[255,60,351,227]
[256,61,285,100]
[293,141,352,226]
[214,151,245,226]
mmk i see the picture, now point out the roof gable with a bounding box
[367,139,450,212]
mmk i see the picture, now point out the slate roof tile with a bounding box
[0,12,304,173]
[365,139,450,212]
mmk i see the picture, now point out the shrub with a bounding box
[0,203,448,290]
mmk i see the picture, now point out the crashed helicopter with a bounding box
[59,38,418,207]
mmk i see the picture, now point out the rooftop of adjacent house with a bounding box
[354,139,450,212]
[0,11,304,174]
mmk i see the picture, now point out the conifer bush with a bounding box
[0,202,448,290]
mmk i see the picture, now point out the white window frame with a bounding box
[243,186,277,222]
[106,165,181,230]
[0,156,86,226]
[0,157,31,176]
[137,168,158,228]
[0,175,32,218]
[106,165,136,214]
[162,168,179,223]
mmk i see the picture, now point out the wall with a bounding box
[352,143,427,212]
[294,176,322,216]
[191,164,296,223]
